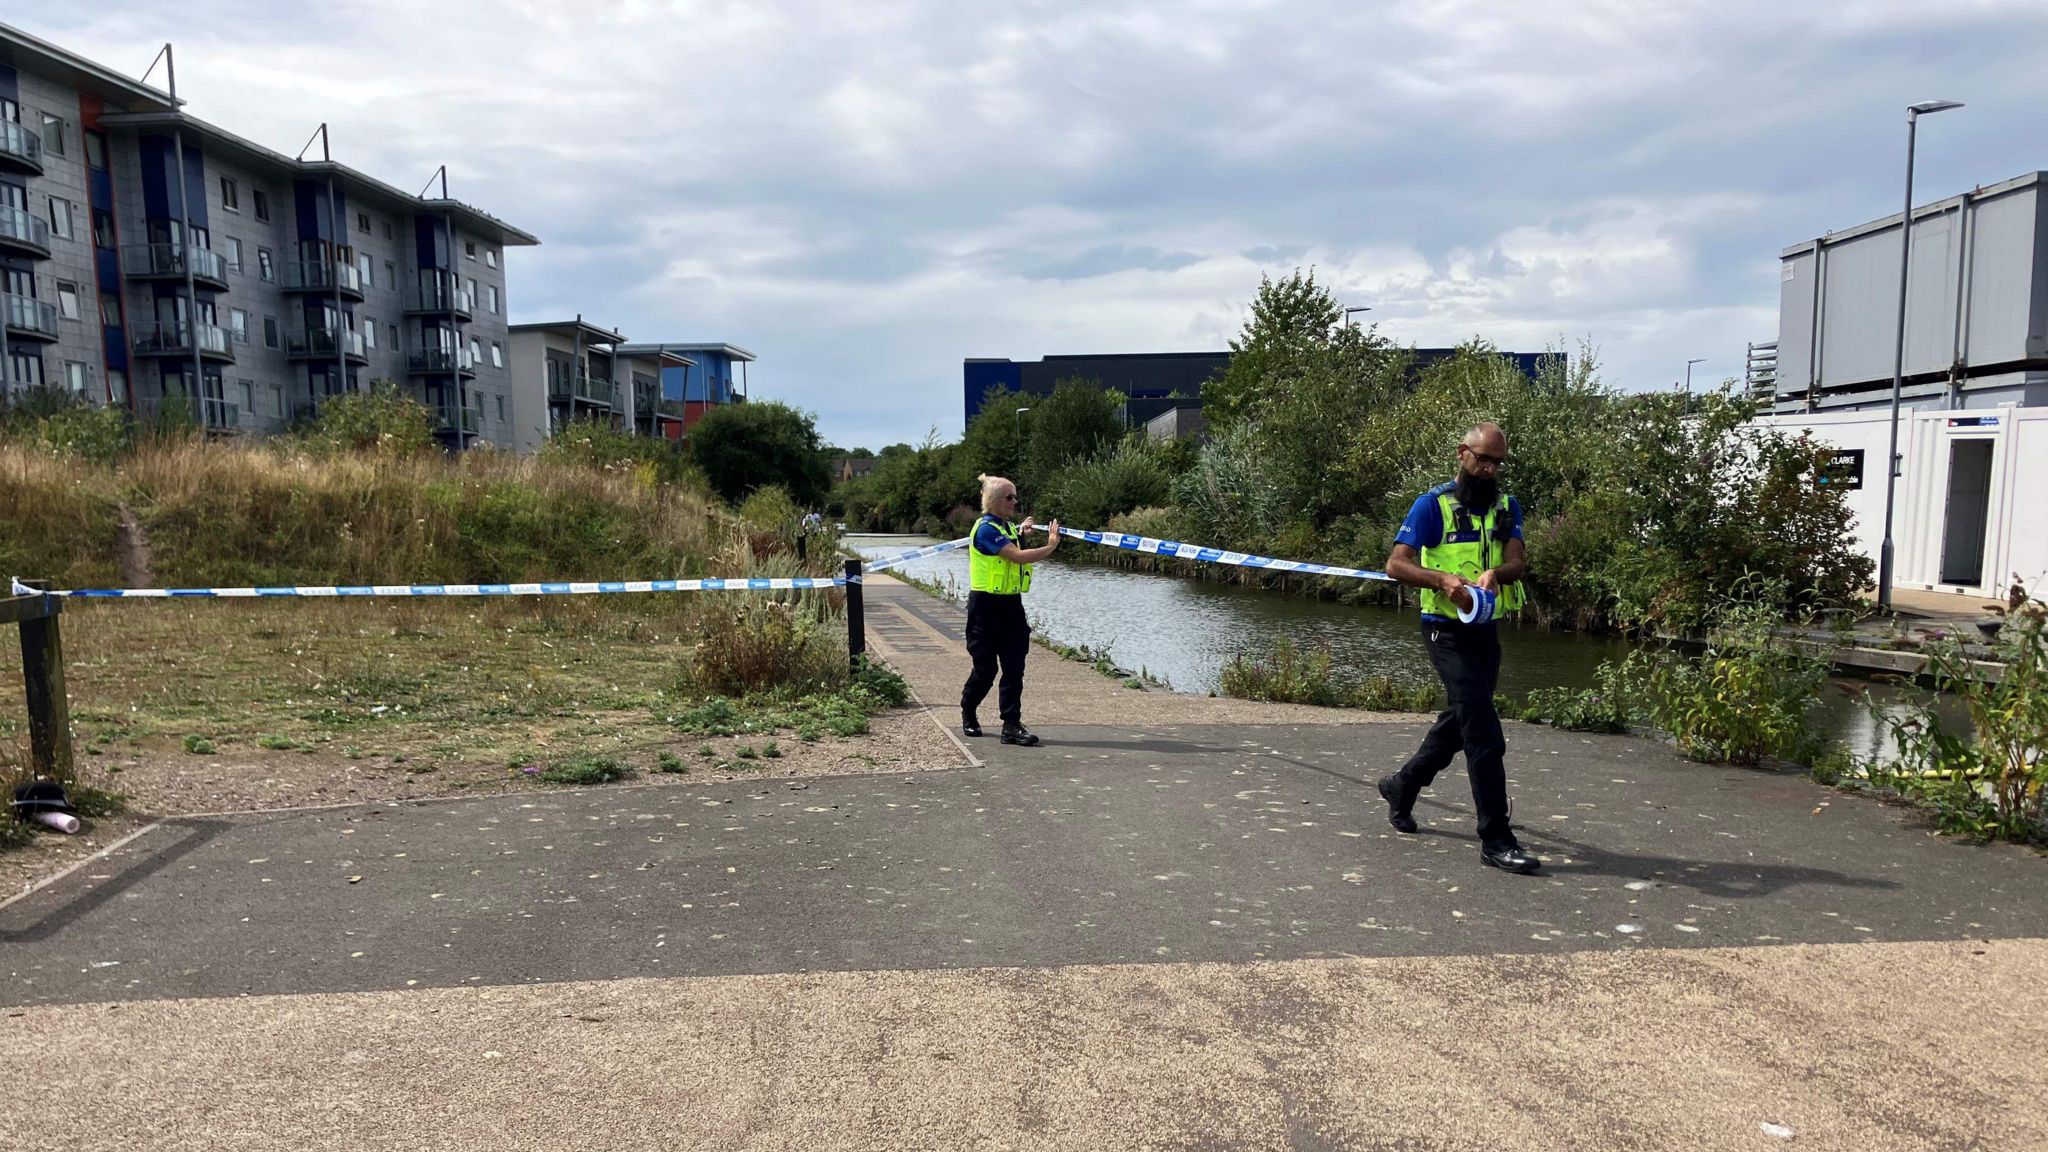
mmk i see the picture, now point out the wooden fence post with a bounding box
[10,580,73,784]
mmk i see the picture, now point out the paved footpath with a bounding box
[2,578,2044,1150]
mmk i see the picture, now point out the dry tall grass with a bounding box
[0,437,730,587]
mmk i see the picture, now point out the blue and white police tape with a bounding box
[10,575,844,600]
[859,537,972,573]
[1456,584,1499,625]
[1053,526,1396,583]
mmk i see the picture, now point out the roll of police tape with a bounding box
[1456,584,1498,625]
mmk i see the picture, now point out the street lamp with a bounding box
[1014,406,1031,457]
[1684,357,1705,394]
[1879,98,1965,614]
[1343,306,1372,328]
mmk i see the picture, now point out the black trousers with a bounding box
[1394,620,1513,845]
[961,591,1030,726]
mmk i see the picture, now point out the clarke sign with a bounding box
[1818,448,1865,490]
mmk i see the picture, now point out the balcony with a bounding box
[1,294,60,343]
[286,326,369,364]
[401,276,473,320]
[123,243,231,291]
[656,397,686,422]
[434,404,481,437]
[0,204,51,259]
[0,119,43,176]
[278,260,365,301]
[131,320,235,363]
[406,347,477,379]
[548,372,617,409]
[139,395,242,434]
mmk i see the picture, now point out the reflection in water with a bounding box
[855,536,1957,759]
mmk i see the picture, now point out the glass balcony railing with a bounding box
[0,119,43,174]
[406,347,477,375]
[286,327,368,360]
[131,320,234,359]
[1,293,60,340]
[549,373,617,407]
[435,405,481,435]
[0,204,52,255]
[123,243,230,285]
[402,276,474,316]
[278,261,364,295]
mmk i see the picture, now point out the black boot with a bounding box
[1480,840,1541,875]
[961,712,984,738]
[1000,725,1040,747]
[1376,774,1418,834]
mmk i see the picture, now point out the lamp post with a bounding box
[1684,357,1704,394]
[1342,306,1372,328]
[1878,99,1965,614]
[1014,406,1031,466]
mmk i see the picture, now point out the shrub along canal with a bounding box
[852,535,1952,763]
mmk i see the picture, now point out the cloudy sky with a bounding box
[34,1,2048,448]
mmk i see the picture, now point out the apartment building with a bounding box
[0,22,537,448]
[617,341,753,433]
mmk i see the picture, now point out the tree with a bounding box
[688,401,832,507]
[1204,269,1343,429]
[1019,380,1122,501]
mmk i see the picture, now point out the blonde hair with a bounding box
[978,473,1015,513]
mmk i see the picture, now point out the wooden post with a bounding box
[10,580,73,783]
[843,559,866,673]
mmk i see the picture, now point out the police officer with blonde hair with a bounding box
[961,474,1059,745]
[1380,423,1541,874]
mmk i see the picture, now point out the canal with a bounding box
[851,535,1945,763]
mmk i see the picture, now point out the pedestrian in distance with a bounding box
[1379,422,1541,875]
[960,474,1060,746]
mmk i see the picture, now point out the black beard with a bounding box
[1454,470,1498,509]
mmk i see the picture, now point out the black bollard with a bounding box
[11,578,73,783]
[843,558,865,673]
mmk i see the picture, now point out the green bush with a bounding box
[1623,594,1831,765]
[296,383,437,457]
[1868,601,2047,843]
[1219,638,1437,711]
[538,755,632,785]
[1047,438,1172,528]
[1509,656,1633,733]
[686,599,847,697]
[537,414,703,489]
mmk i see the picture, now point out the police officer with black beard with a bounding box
[1380,423,1541,874]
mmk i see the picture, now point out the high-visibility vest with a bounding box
[968,515,1032,594]
[1417,488,1525,618]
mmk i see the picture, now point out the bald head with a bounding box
[1462,423,1507,456]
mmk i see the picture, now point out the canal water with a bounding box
[852,535,1940,762]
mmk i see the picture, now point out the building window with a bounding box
[91,209,115,249]
[490,341,503,368]
[47,197,75,240]
[56,282,82,321]
[263,316,280,349]
[108,370,127,402]
[496,394,506,422]
[269,384,285,418]
[40,113,67,156]
[220,177,240,212]
[384,260,396,288]
[387,323,398,350]
[229,309,250,345]
[7,352,44,388]
[485,248,498,269]
[486,285,498,314]
[253,189,270,222]
[257,248,275,281]
[358,253,373,288]
[469,337,481,363]
[84,130,108,171]
[64,361,89,393]
[464,241,476,261]
[363,317,377,349]
[98,292,122,326]
[466,276,478,303]
[357,212,370,233]
[238,379,256,414]
[225,237,243,273]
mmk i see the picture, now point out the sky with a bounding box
[31,1,2048,449]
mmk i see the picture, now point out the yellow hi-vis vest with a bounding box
[968,515,1032,594]
[1418,490,1525,619]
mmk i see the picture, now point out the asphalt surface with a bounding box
[6,718,2043,1007]
[3,578,2043,1150]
